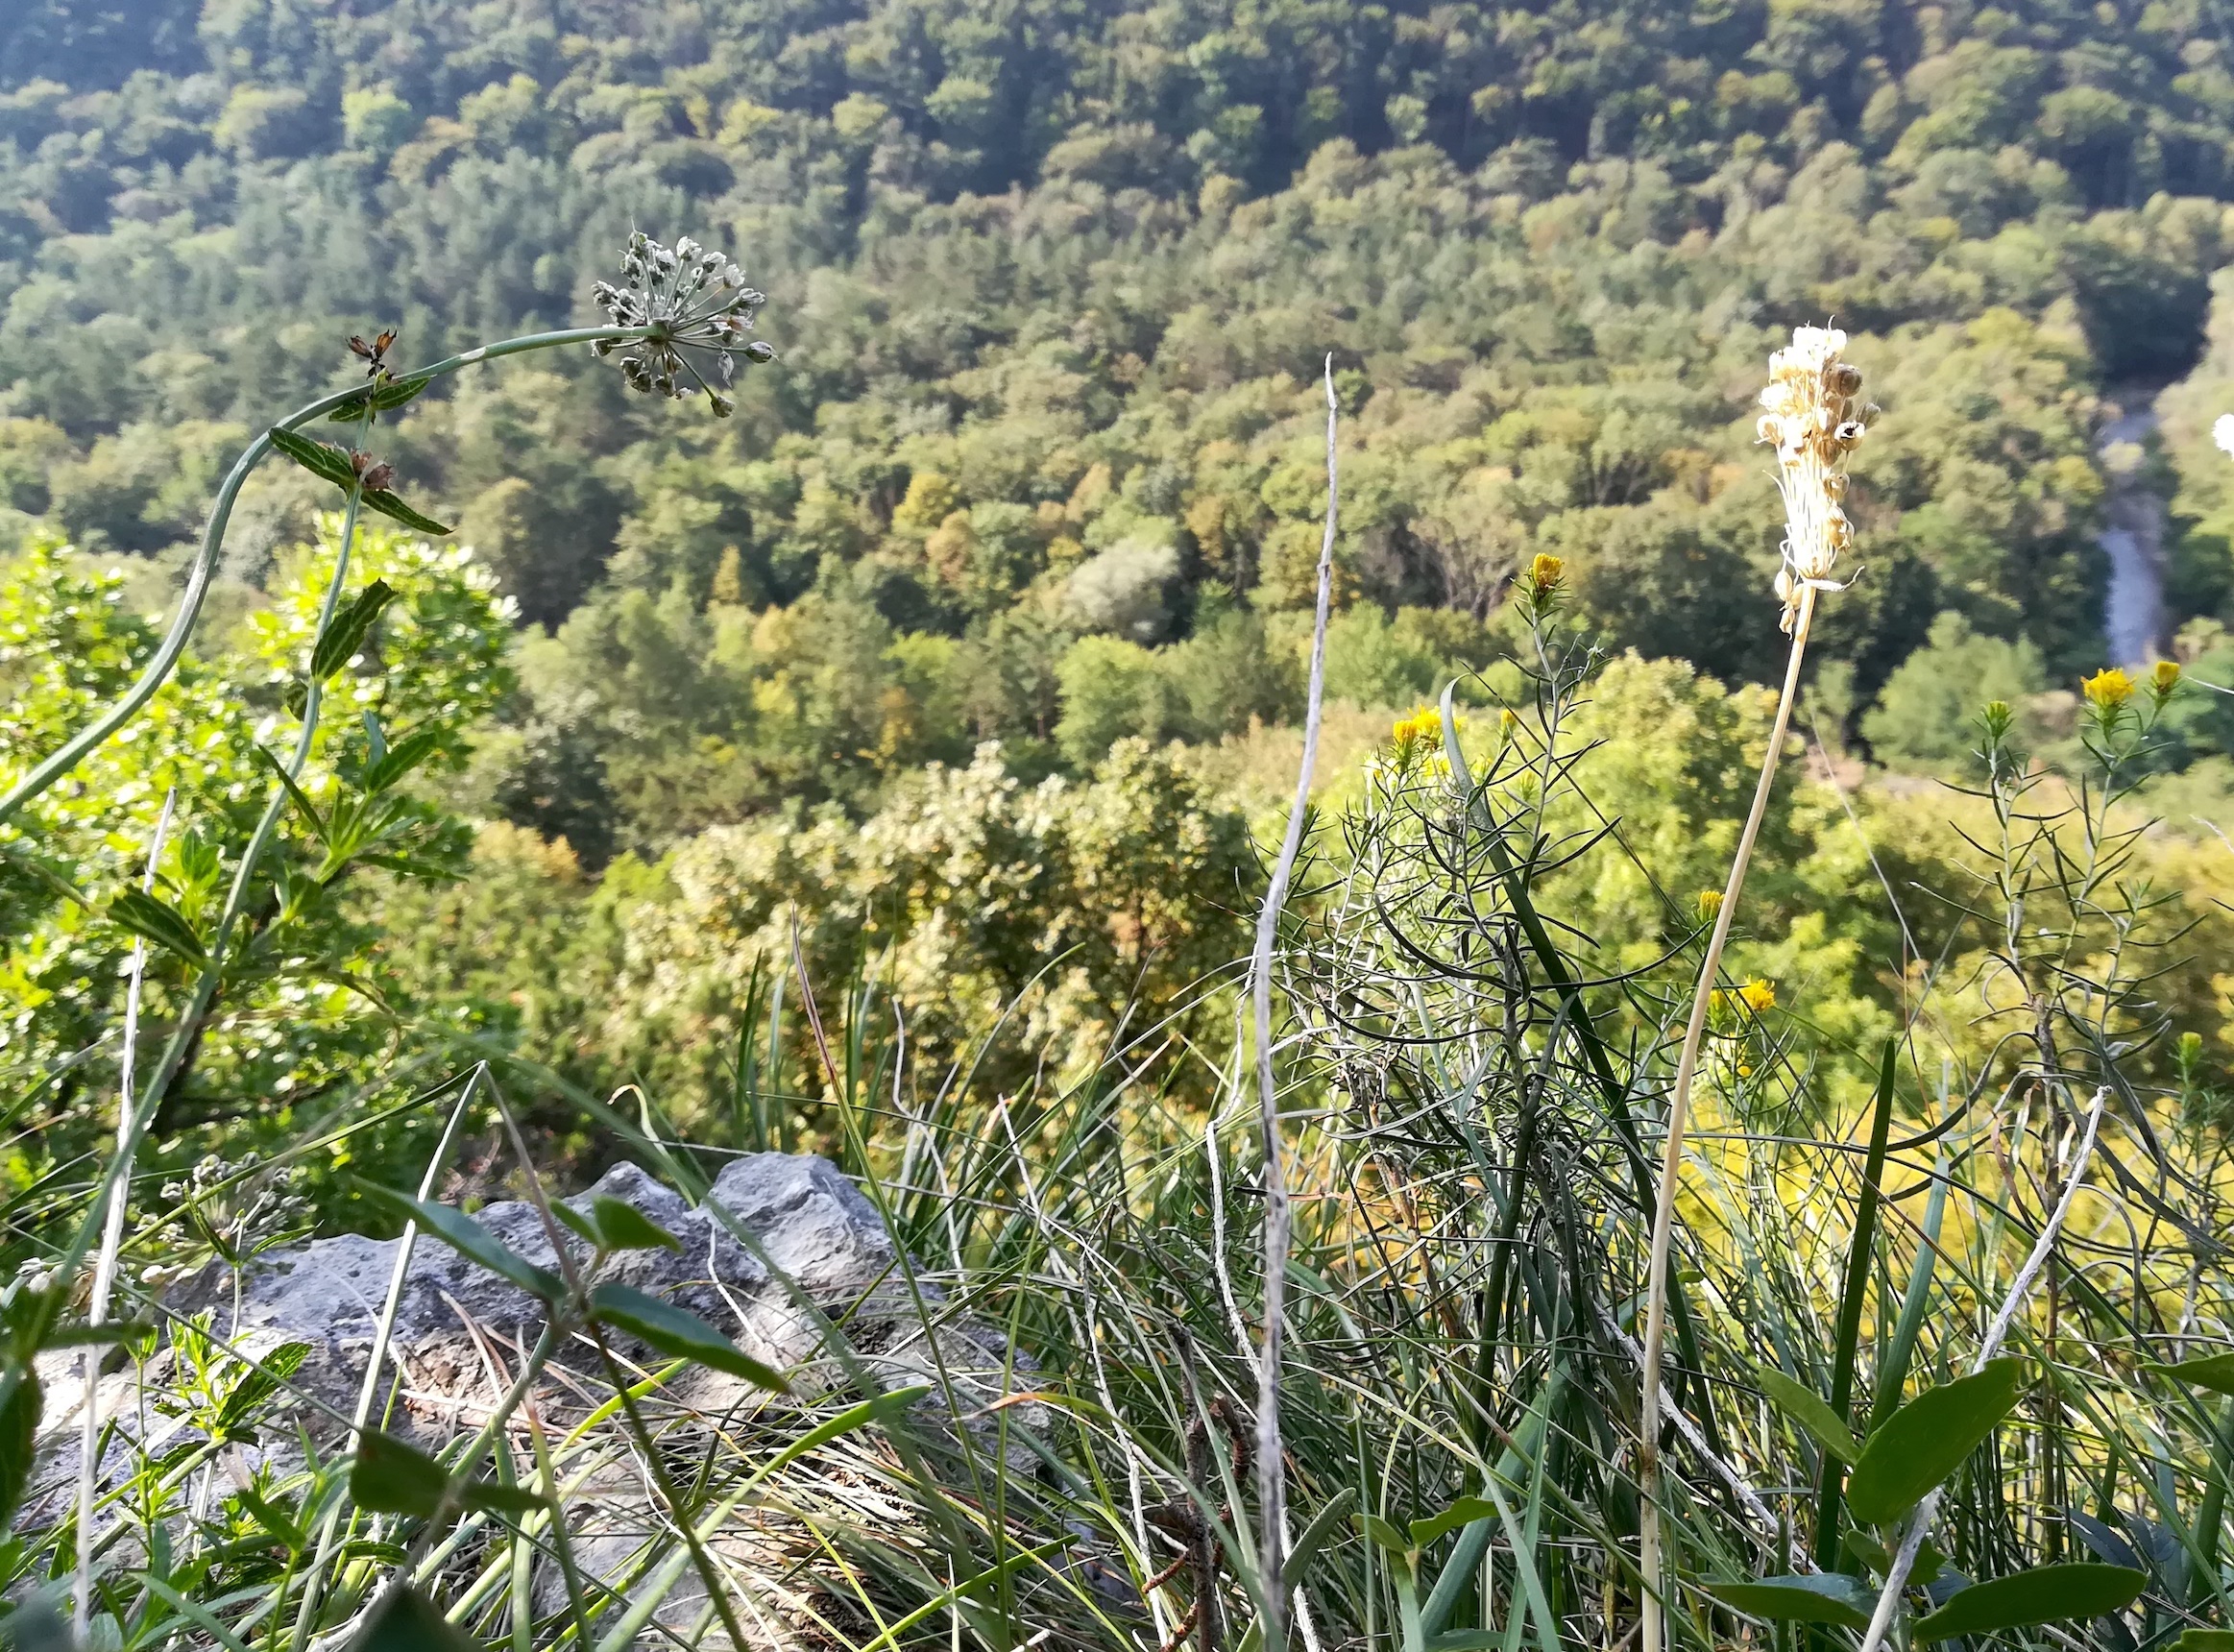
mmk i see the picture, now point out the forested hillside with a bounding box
[9,0,2234,863]
[12,0,2234,1133]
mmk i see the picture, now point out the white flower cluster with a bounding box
[1757,325,1870,633]
[592,231,775,416]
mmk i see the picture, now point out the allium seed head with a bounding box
[594,231,776,416]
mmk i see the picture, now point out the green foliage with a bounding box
[1860,609,2049,769]
[0,523,513,1197]
[1845,1359,2028,1525]
[9,0,2234,866]
[587,1283,789,1389]
[376,738,1258,1132]
[1912,1565,2148,1641]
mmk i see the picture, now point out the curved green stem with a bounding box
[0,325,652,829]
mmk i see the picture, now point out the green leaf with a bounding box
[1410,1496,1498,1549]
[1438,681,1472,790]
[252,745,328,842]
[310,580,397,681]
[38,1319,155,1348]
[349,1429,449,1518]
[350,1582,480,1652]
[328,377,429,423]
[107,889,207,968]
[0,1369,40,1531]
[212,1340,311,1441]
[349,1429,542,1522]
[587,1196,683,1253]
[1425,1635,1502,1651]
[234,1486,305,1550]
[268,427,358,489]
[1291,1488,1358,1578]
[1355,1513,1412,1553]
[549,1201,600,1248]
[1911,1564,2146,1642]
[2175,1633,2234,1651]
[362,488,452,537]
[587,1284,787,1390]
[2148,1353,2234,1397]
[0,839,92,911]
[1845,1359,2027,1526]
[1755,1365,1860,1465]
[359,728,444,796]
[1705,1574,1873,1631]
[356,1183,564,1303]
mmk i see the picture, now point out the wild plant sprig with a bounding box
[0,236,772,1546]
[1637,324,1871,1652]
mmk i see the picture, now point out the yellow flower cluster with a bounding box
[1711,977,1778,1016]
[1390,705,1445,748]
[1526,552,1565,601]
[1758,326,1869,633]
[2081,667,2133,711]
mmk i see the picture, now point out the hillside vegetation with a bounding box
[9,0,2234,848]
[10,0,2234,1168]
[11,14,2234,1649]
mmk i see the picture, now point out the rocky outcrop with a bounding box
[31,1154,1053,1646]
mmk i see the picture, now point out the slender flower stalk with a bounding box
[75,787,175,1641]
[1252,355,1339,1649]
[1636,325,1870,1652]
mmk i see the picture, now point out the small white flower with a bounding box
[2213,413,2234,459]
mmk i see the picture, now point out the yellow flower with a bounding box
[1497,707,1519,742]
[1737,1063,1755,1079]
[2149,660,2182,703]
[1389,705,1451,750]
[1736,977,1776,1013]
[1695,889,1724,921]
[1526,553,1565,599]
[2081,667,2133,711]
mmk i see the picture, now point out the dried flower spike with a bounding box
[593,231,774,416]
[1758,325,1870,633]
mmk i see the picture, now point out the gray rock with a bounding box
[29,1153,1048,1639]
